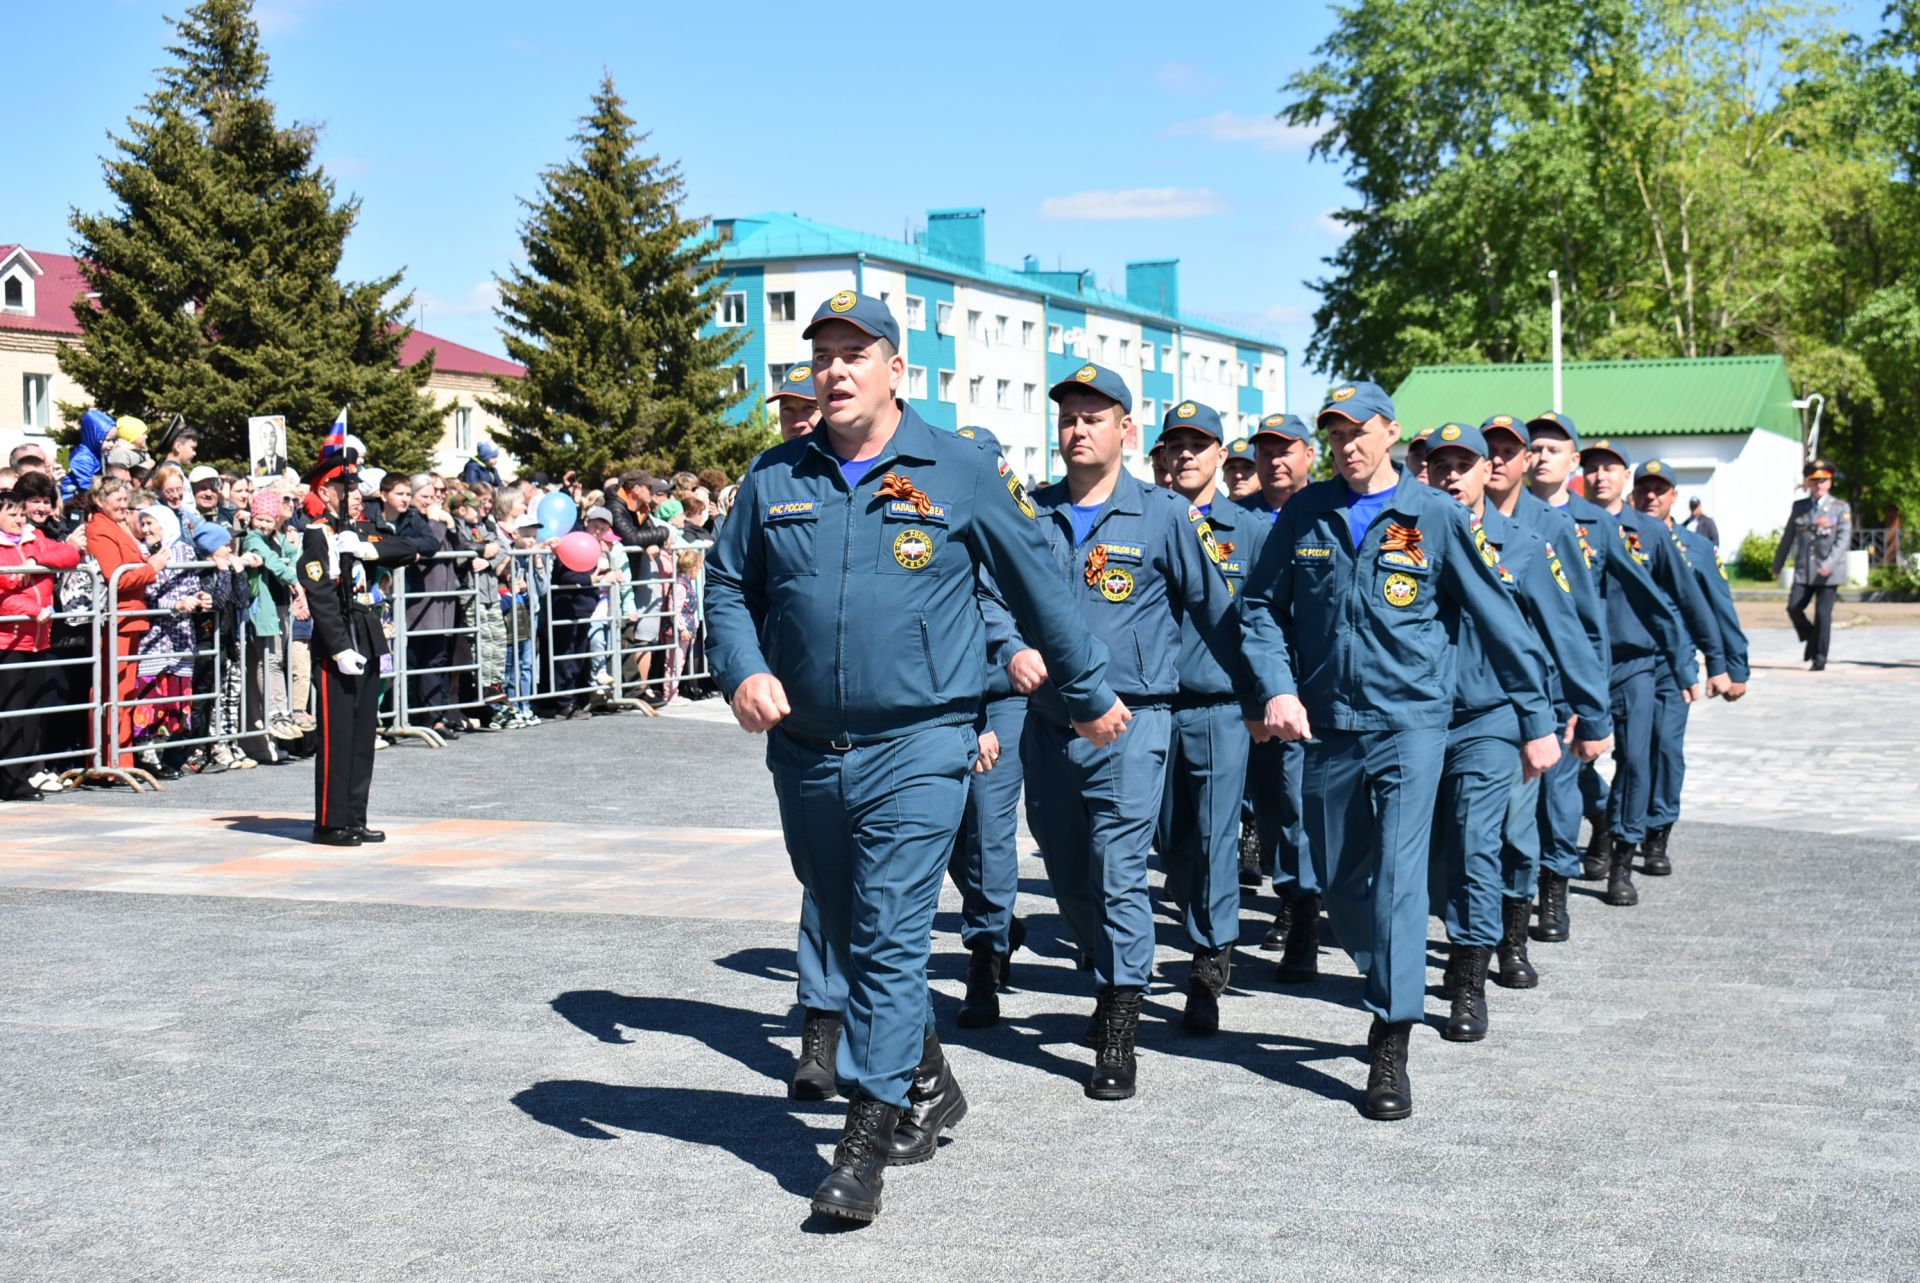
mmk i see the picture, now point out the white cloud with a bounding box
[413,280,501,321]
[1315,208,1354,240]
[1163,111,1322,152]
[255,0,330,36]
[1153,62,1222,96]
[1038,188,1228,222]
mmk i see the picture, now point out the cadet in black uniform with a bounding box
[300,447,390,846]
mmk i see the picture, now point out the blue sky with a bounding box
[9,0,1889,417]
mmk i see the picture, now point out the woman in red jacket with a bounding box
[84,478,171,771]
[0,486,83,798]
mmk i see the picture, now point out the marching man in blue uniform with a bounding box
[1634,459,1750,875]
[1151,398,1273,1035]
[706,292,1125,1222]
[1021,364,1281,1099]
[1422,422,1610,1038]
[1241,382,1559,1120]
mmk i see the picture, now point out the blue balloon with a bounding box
[536,491,578,541]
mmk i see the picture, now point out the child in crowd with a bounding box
[661,547,703,706]
[239,487,299,760]
[500,512,545,726]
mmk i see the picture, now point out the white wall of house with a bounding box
[1626,430,1803,557]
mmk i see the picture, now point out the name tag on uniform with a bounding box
[1295,543,1334,562]
[1379,550,1422,569]
[767,501,816,520]
[887,500,948,523]
[1218,560,1244,575]
[1097,542,1145,562]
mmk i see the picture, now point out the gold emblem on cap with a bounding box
[1331,386,1357,401]
[1075,365,1098,383]
[1230,437,1249,452]
[957,427,975,439]
[787,365,811,382]
[1177,402,1197,418]
[1440,424,1462,442]
[1645,461,1662,473]
[828,291,857,313]
[1492,415,1512,426]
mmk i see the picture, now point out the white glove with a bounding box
[336,532,378,561]
[333,649,367,676]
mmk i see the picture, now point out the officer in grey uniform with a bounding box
[1772,459,1851,670]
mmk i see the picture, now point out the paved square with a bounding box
[2,626,1916,1281]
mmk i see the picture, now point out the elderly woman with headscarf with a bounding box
[130,503,207,776]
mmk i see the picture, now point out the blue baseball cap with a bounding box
[1635,457,1676,484]
[768,362,816,402]
[1423,421,1490,458]
[1049,361,1132,413]
[1580,437,1632,468]
[1225,436,1256,462]
[1526,410,1581,448]
[955,424,1003,453]
[1317,380,1396,427]
[1479,414,1528,445]
[1252,412,1308,442]
[801,290,901,350]
[1159,398,1224,443]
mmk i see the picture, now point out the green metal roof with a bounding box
[702,211,1286,353]
[1389,356,1800,442]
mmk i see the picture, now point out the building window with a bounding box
[1119,339,1132,366]
[1141,398,1156,426]
[729,365,750,394]
[1219,357,1231,382]
[766,292,795,323]
[938,370,957,402]
[908,365,928,399]
[2,277,23,312]
[967,310,984,343]
[969,375,985,404]
[995,379,1011,408]
[717,292,747,326]
[994,314,1009,344]
[1140,345,1154,371]
[1096,334,1109,360]
[1021,320,1036,348]
[1022,382,1037,412]
[879,290,892,307]
[769,362,794,389]
[21,374,51,431]
[1048,324,1064,354]
[906,295,925,330]
[1162,345,1175,370]
[936,301,955,336]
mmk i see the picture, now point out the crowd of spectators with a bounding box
[0,434,726,801]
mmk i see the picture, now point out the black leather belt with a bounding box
[782,728,855,752]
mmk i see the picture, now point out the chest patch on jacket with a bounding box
[767,501,816,520]
[1098,568,1135,602]
[1383,572,1419,608]
[892,528,934,570]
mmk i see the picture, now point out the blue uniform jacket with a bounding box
[1556,494,1690,683]
[1511,491,1609,674]
[975,568,1028,701]
[1241,472,1553,736]
[705,402,1116,744]
[1674,521,1750,683]
[1027,471,1274,724]
[1175,494,1272,701]
[1474,506,1613,742]
[1616,505,1728,683]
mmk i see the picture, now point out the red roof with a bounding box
[0,243,525,379]
[0,246,93,337]
[395,327,525,379]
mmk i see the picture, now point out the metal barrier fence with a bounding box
[0,563,107,786]
[1852,527,1904,568]
[0,528,717,792]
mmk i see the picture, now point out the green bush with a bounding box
[1737,528,1781,581]
[1867,563,1920,596]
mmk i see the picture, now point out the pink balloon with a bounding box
[555,530,601,573]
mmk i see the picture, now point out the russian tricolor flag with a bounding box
[318,407,348,465]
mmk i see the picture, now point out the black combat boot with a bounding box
[885,1031,968,1164]
[1442,945,1492,1042]
[1580,822,1610,880]
[810,1091,902,1222]
[956,944,1008,1029]
[1641,824,1673,876]
[1260,898,1293,951]
[1532,869,1570,943]
[1238,818,1263,886]
[1495,896,1538,989]
[790,1009,841,1101]
[1181,946,1232,1035]
[1080,986,1110,1048]
[1087,986,1144,1101]
[1274,894,1321,984]
[1363,1017,1414,1120]
[1605,837,1640,907]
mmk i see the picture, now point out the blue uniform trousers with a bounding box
[1579,761,1609,823]
[1604,657,1658,844]
[1645,675,1689,830]
[1428,708,1522,949]
[1161,700,1251,952]
[1304,727,1447,1024]
[1024,706,1173,990]
[1246,737,1314,900]
[1502,773,1542,899]
[947,695,1028,953]
[767,722,976,1107]
[1536,738,1587,880]
[794,891,847,1012]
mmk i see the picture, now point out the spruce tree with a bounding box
[486,75,756,479]
[60,0,443,471]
